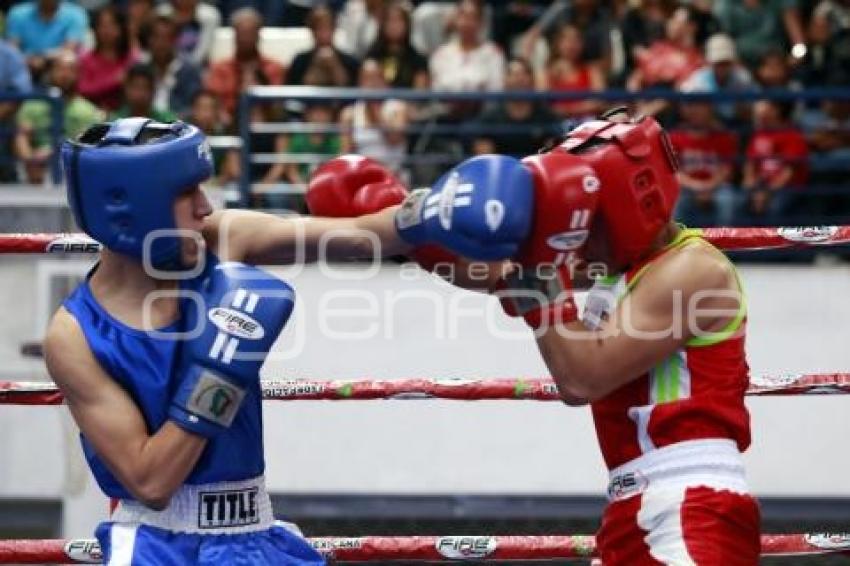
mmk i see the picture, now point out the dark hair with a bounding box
[378,1,412,44]
[762,98,795,121]
[125,63,156,88]
[138,14,177,51]
[759,46,788,66]
[306,5,335,30]
[191,89,218,106]
[548,23,584,64]
[93,5,132,59]
[365,1,424,87]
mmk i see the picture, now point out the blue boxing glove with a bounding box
[169,262,295,438]
[394,155,534,260]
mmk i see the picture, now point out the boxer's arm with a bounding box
[44,309,206,510]
[536,243,741,402]
[204,208,410,265]
[431,258,512,292]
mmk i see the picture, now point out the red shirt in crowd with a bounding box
[548,65,593,116]
[78,49,140,111]
[746,128,809,188]
[669,128,739,181]
[636,41,704,88]
[204,56,285,121]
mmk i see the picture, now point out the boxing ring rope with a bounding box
[2,372,850,405]
[1,533,849,563]
[1,225,850,255]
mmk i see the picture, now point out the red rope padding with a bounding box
[1,533,848,563]
[0,234,100,254]
[699,225,850,250]
[1,227,850,254]
[2,373,849,405]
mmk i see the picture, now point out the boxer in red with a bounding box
[545,117,761,566]
[309,110,760,565]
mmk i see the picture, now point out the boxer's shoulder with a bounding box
[630,238,738,308]
[44,306,102,392]
[44,306,85,350]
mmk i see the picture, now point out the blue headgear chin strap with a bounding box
[62,118,213,269]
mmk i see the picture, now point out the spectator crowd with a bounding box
[0,0,847,226]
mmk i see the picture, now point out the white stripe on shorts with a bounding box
[108,522,139,565]
[636,485,696,566]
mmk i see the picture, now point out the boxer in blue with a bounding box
[43,118,535,565]
[43,119,401,565]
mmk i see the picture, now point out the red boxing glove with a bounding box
[494,150,600,328]
[517,150,601,267]
[306,155,407,217]
[306,155,456,270]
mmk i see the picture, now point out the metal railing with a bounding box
[235,86,850,212]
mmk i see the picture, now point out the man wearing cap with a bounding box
[680,33,756,126]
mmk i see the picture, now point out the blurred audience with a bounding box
[0,0,845,227]
[0,39,32,182]
[742,99,809,223]
[807,0,850,85]
[340,58,408,175]
[541,23,605,118]
[286,103,341,185]
[689,0,721,46]
[337,0,383,59]
[111,63,177,121]
[627,6,704,91]
[128,0,156,52]
[468,57,558,157]
[205,7,283,125]
[429,0,505,111]
[519,0,613,70]
[490,1,549,56]
[220,103,289,207]
[669,100,739,227]
[15,50,102,184]
[365,1,428,89]
[186,89,228,180]
[801,93,850,186]
[5,0,89,80]
[288,5,359,86]
[0,39,32,94]
[78,6,139,112]
[141,14,202,118]
[157,0,222,66]
[755,47,804,118]
[187,89,225,135]
[411,0,491,57]
[714,0,806,70]
[680,34,755,126]
[276,0,347,28]
[618,0,677,78]
[755,47,801,89]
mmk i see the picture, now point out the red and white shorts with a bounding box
[596,440,761,566]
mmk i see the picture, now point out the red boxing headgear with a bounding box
[553,116,680,268]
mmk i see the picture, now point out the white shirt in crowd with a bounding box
[336,0,379,59]
[429,39,505,92]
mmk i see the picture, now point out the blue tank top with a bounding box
[62,254,267,499]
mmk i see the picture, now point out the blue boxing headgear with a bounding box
[62,118,213,269]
